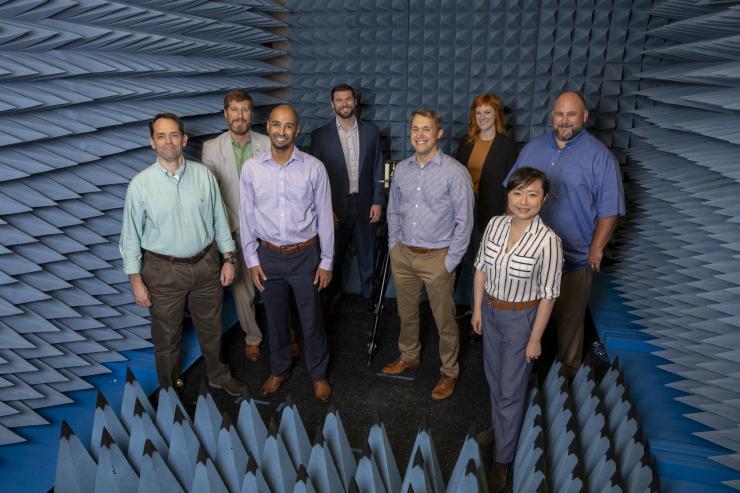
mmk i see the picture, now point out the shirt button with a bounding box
[417,187,420,191]
[415,204,418,208]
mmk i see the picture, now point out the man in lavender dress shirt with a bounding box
[239,104,335,402]
[382,108,474,401]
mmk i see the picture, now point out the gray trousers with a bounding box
[483,303,537,463]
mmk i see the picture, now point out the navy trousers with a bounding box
[258,242,329,380]
[328,194,376,304]
[483,303,537,463]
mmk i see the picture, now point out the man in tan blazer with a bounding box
[202,89,270,362]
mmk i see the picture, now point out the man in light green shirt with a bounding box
[119,112,245,396]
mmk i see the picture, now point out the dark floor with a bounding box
[177,294,492,478]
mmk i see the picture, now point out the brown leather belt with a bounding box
[145,246,210,264]
[404,244,443,254]
[488,296,540,311]
[260,236,317,254]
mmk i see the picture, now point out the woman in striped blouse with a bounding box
[471,166,563,492]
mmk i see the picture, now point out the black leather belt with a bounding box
[144,246,210,264]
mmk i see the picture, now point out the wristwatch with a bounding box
[224,255,238,265]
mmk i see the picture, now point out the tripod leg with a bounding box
[367,246,391,366]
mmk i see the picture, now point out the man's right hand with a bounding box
[333,212,340,230]
[250,265,268,292]
[129,275,152,308]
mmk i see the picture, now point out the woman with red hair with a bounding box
[455,94,519,324]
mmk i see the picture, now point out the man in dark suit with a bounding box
[310,84,384,313]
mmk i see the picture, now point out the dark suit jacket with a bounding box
[310,119,384,222]
[456,133,519,232]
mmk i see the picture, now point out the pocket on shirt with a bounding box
[508,254,536,280]
[483,242,501,262]
[187,195,213,225]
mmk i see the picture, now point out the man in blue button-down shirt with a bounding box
[382,108,474,401]
[505,91,625,378]
[120,113,246,396]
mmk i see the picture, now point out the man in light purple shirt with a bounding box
[382,108,474,401]
[239,104,334,402]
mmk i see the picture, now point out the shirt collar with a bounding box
[261,146,303,166]
[155,158,186,178]
[412,149,443,168]
[503,214,543,236]
[335,116,358,132]
[549,128,586,150]
[231,134,252,149]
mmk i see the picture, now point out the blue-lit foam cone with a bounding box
[94,427,139,492]
[241,451,271,493]
[194,381,222,458]
[55,421,96,493]
[121,368,156,433]
[323,404,357,491]
[551,444,581,493]
[91,392,130,460]
[156,386,190,443]
[292,464,317,493]
[307,424,344,493]
[236,388,267,466]
[280,396,312,469]
[215,412,248,492]
[367,413,401,493]
[191,444,229,493]
[584,453,617,492]
[405,417,444,493]
[514,453,546,493]
[262,416,297,493]
[128,399,169,473]
[400,448,433,493]
[446,428,486,493]
[450,459,482,493]
[137,439,184,493]
[354,441,387,493]
[168,406,200,489]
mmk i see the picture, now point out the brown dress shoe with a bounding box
[244,344,260,362]
[488,461,509,493]
[312,379,332,402]
[260,375,289,396]
[381,357,420,375]
[291,340,300,360]
[431,375,457,400]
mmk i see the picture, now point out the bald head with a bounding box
[267,104,299,156]
[552,91,588,147]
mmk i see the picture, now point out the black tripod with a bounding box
[367,161,396,366]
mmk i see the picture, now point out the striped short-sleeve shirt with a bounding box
[474,215,563,302]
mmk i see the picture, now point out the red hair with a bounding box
[466,93,507,143]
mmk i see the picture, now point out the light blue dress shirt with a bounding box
[119,159,235,274]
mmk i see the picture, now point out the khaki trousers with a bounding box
[142,245,230,387]
[233,232,262,345]
[552,267,593,378]
[390,244,459,378]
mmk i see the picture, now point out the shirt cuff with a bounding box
[319,258,333,271]
[444,256,457,273]
[217,238,236,254]
[123,259,141,275]
[245,253,260,269]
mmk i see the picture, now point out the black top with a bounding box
[456,133,519,233]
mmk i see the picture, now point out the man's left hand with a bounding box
[588,244,604,272]
[220,262,235,286]
[369,204,382,223]
[313,268,332,290]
